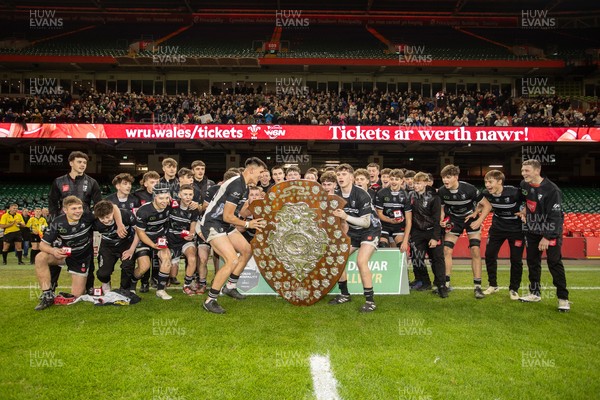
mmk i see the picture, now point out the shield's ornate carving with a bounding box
[248,180,351,306]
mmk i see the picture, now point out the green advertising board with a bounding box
[237,249,410,296]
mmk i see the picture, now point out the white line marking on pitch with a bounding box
[310,354,341,400]
[450,268,600,272]
[449,286,600,290]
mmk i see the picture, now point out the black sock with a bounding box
[364,287,374,302]
[338,280,350,296]
[445,275,451,283]
[16,251,22,263]
[130,276,139,290]
[200,278,207,286]
[30,249,39,264]
[157,272,169,291]
[50,265,62,291]
[2,251,7,263]
[151,260,159,281]
[184,275,194,286]
[207,287,220,301]
[226,273,239,289]
[141,269,150,285]
[474,278,482,288]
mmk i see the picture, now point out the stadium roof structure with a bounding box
[0,0,598,75]
[1,0,599,14]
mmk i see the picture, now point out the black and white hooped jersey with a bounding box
[167,200,200,242]
[200,176,246,228]
[374,187,412,224]
[336,185,381,233]
[42,212,96,257]
[105,193,141,212]
[482,186,524,233]
[135,202,170,242]
[93,209,137,247]
[438,181,483,218]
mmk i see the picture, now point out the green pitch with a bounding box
[1,259,599,400]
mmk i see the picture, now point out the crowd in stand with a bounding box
[0,89,598,127]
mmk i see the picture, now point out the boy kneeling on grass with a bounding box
[35,196,121,311]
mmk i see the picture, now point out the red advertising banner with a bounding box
[586,237,600,258]
[0,124,598,142]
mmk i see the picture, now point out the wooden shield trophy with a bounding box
[248,180,351,306]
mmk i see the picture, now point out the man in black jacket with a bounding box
[408,172,447,298]
[191,160,215,200]
[519,160,570,312]
[48,151,102,218]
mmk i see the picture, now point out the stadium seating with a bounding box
[464,28,597,61]
[153,23,276,58]
[0,184,49,210]
[562,187,600,213]
[4,21,593,61]
[279,25,388,59]
[0,23,186,57]
[374,26,521,60]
